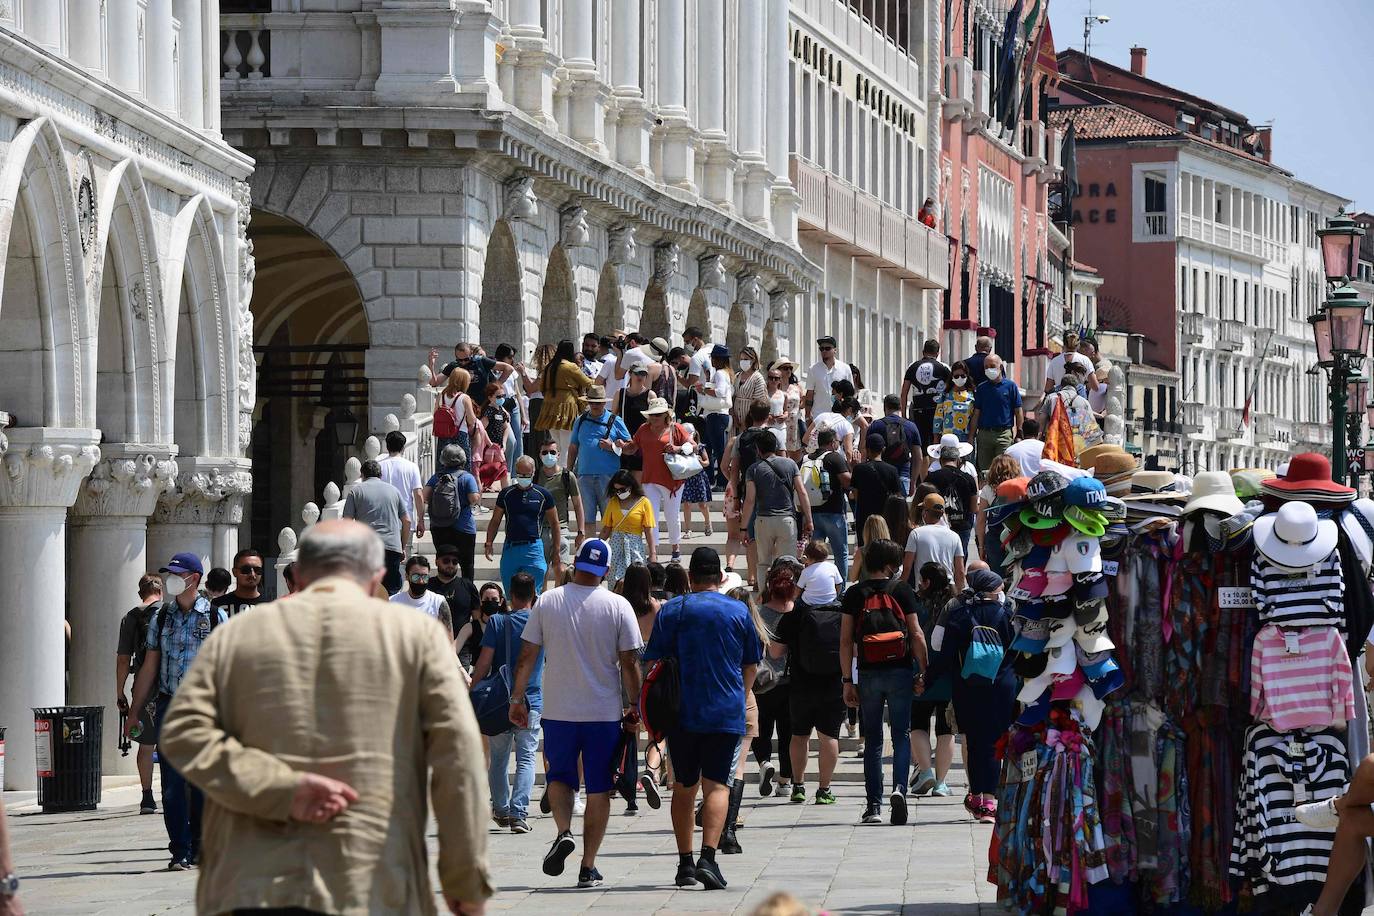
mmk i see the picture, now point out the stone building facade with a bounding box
[0,4,253,786]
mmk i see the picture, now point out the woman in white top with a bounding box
[766,361,799,460]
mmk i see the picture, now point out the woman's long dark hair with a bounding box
[620,562,655,617]
[543,339,576,396]
[882,494,912,546]
[917,562,955,610]
[608,469,644,501]
[663,562,689,598]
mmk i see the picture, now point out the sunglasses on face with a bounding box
[819,346,834,352]
[541,450,558,456]
[409,574,429,584]
[238,566,263,575]
[768,375,782,381]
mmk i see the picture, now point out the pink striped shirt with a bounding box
[1250,624,1354,732]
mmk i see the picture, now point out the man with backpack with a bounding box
[839,538,928,826]
[424,444,481,580]
[722,400,773,585]
[566,385,631,528]
[534,438,586,590]
[123,552,229,870]
[741,432,814,588]
[804,428,852,580]
[867,394,923,493]
[768,558,844,807]
[116,573,164,815]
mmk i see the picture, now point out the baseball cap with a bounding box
[1059,533,1103,574]
[574,539,611,576]
[1018,506,1061,530]
[435,543,462,559]
[1011,617,1050,653]
[1041,571,1075,598]
[1064,505,1107,538]
[1073,597,1107,627]
[1018,690,1052,726]
[1040,594,1075,621]
[1026,469,1070,504]
[1073,605,1114,653]
[1022,545,1051,570]
[1013,649,1049,679]
[1009,569,1048,601]
[1044,615,1075,648]
[1063,476,1108,510]
[1031,524,1072,547]
[1051,667,1086,701]
[1074,571,1109,602]
[689,546,723,580]
[920,493,946,512]
[161,552,204,577]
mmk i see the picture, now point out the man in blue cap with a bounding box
[509,539,643,890]
[124,551,228,871]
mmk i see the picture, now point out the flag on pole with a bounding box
[1043,393,1077,464]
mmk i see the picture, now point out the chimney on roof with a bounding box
[1255,125,1272,162]
[1130,46,1147,76]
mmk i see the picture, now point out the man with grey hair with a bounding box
[486,455,562,595]
[161,519,492,915]
[424,443,481,580]
[343,459,408,594]
[968,353,1022,475]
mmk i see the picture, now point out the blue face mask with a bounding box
[541,453,558,468]
[516,476,535,489]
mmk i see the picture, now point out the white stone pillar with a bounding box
[696,0,734,208]
[145,0,176,112]
[562,0,607,153]
[766,0,797,242]
[106,0,139,93]
[67,450,177,777]
[0,429,100,790]
[611,0,650,175]
[736,0,769,225]
[21,0,60,49]
[68,0,105,73]
[174,0,204,128]
[509,0,557,129]
[202,0,220,132]
[145,459,236,576]
[655,0,695,191]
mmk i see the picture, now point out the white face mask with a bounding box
[616,489,632,500]
[739,360,753,371]
[953,376,968,387]
[515,476,534,489]
[164,575,187,596]
[985,367,1001,381]
[541,453,558,468]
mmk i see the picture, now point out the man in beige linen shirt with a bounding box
[160,519,492,915]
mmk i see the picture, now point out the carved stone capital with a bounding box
[697,253,726,290]
[608,225,637,265]
[560,204,591,248]
[503,175,538,221]
[734,272,761,309]
[151,457,252,526]
[0,428,101,510]
[769,289,792,322]
[652,241,680,285]
[71,445,179,518]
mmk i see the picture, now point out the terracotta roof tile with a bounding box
[1049,103,1175,141]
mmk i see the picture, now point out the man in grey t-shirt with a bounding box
[342,459,409,595]
[741,432,814,589]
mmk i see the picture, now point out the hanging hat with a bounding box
[1018,689,1053,726]
[1341,497,1374,570]
[1016,599,1047,621]
[640,395,673,416]
[1044,619,1076,650]
[1058,532,1103,574]
[1230,468,1276,501]
[1073,597,1107,627]
[1073,604,1113,653]
[1021,545,1052,570]
[1100,496,1127,523]
[1041,571,1075,599]
[1219,500,1264,551]
[1031,524,1073,548]
[926,432,974,460]
[1064,505,1108,538]
[1051,667,1086,701]
[1182,470,1245,518]
[1013,649,1050,679]
[1019,506,1061,530]
[1254,501,1339,570]
[1009,569,1049,601]
[1129,470,1185,502]
[1073,683,1108,729]
[1012,617,1051,653]
[1063,476,1109,510]
[1026,469,1070,504]
[1040,594,1075,620]
[1262,452,1356,503]
[1073,571,1109,602]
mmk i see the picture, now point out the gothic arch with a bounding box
[92,160,163,444]
[686,287,710,338]
[640,283,670,341]
[0,117,91,428]
[593,261,624,334]
[479,219,524,351]
[541,243,579,345]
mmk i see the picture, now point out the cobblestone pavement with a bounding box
[6,756,1000,916]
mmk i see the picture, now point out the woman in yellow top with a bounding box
[534,339,593,452]
[931,361,976,443]
[600,469,657,585]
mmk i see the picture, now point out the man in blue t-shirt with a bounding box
[565,385,631,528]
[471,572,544,832]
[424,443,482,580]
[642,548,762,891]
[969,353,1023,475]
[866,394,924,492]
[486,456,561,594]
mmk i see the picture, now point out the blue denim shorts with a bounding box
[542,718,622,794]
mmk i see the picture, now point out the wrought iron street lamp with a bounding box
[1310,214,1372,483]
[1318,209,1366,283]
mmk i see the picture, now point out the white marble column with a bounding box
[202,0,220,132]
[736,0,769,225]
[696,0,734,208]
[174,0,204,128]
[0,429,100,790]
[655,0,695,191]
[21,0,60,48]
[509,0,557,129]
[766,0,797,242]
[67,450,177,777]
[145,0,176,112]
[106,0,139,93]
[562,0,607,153]
[611,0,651,175]
[67,0,106,73]
[145,459,238,576]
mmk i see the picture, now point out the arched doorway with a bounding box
[594,262,624,334]
[245,210,369,555]
[479,219,524,352]
[541,244,580,345]
[640,284,670,340]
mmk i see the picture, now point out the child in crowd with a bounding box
[797,539,844,607]
[678,417,714,538]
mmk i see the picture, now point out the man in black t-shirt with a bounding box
[924,442,978,555]
[839,538,928,826]
[849,434,901,547]
[427,544,480,663]
[808,428,852,579]
[210,548,265,617]
[900,339,951,450]
[427,341,515,408]
[116,573,164,815]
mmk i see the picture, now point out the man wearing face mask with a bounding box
[968,353,1022,476]
[390,556,455,642]
[124,552,228,871]
[486,455,563,596]
[535,440,586,591]
[428,544,480,659]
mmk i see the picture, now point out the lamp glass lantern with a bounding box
[1318,211,1365,283]
[1364,438,1374,474]
[1349,376,1370,412]
[1326,286,1370,356]
[1310,309,1334,364]
[332,408,360,448]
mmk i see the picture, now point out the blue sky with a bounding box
[1047,0,1374,209]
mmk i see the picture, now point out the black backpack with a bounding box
[736,428,764,484]
[429,471,462,527]
[881,418,907,463]
[797,603,843,676]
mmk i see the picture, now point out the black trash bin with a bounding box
[33,706,103,812]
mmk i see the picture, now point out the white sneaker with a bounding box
[1294,797,1341,829]
[573,791,586,817]
[758,759,777,797]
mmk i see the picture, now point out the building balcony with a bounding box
[968,71,992,133]
[1219,319,1245,352]
[1217,407,1245,438]
[1254,414,1277,441]
[791,157,949,289]
[1041,125,1062,184]
[1021,122,1046,176]
[1180,401,1204,433]
[943,56,974,120]
[1180,311,1205,344]
[1297,421,1329,447]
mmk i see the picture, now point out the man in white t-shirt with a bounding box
[379,431,426,552]
[1003,418,1045,478]
[595,331,628,407]
[510,539,643,889]
[901,493,966,590]
[1044,332,1097,394]
[389,556,455,641]
[805,335,854,420]
[683,326,713,389]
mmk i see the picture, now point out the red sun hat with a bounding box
[1262,452,1355,503]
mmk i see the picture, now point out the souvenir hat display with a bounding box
[1260,451,1355,503]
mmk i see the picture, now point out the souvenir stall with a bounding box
[985,447,1374,916]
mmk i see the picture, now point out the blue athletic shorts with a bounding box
[541,718,622,794]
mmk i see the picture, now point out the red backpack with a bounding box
[856,578,910,665]
[433,393,460,439]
